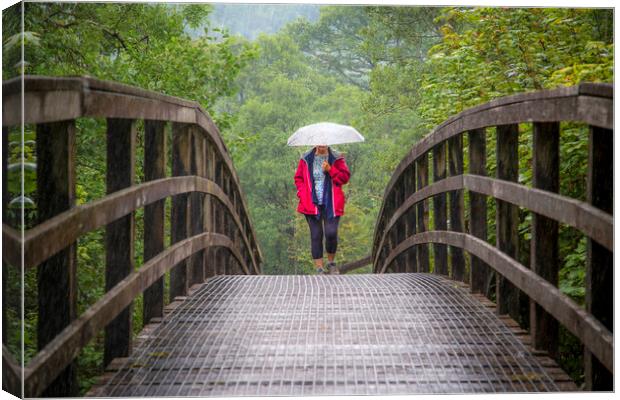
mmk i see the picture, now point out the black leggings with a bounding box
[304,204,340,259]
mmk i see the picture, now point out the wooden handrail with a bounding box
[2,75,262,263]
[372,82,613,390]
[338,255,372,274]
[373,83,612,252]
[2,75,264,396]
[2,176,260,274]
[372,174,613,269]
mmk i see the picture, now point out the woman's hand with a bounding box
[322,160,331,172]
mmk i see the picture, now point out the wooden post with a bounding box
[416,154,429,272]
[495,124,520,320]
[468,128,490,295]
[448,134,465,282]
[36,121,78,395]
[432,142,448,275]
[170,123,191,298]
[387,194,397,273]
[232,191,244,274]
[404,164,417,272]
[143,120,166,324]
[215,157,226,275]
[394,185,404,272]
[222,174,232,274]
[224,173,235,275]
[584,126,613,391]
[204,140,216,279]
[390,190,398,273]
[189,129,205,285]
[254,246,261,275]
[530,122,560,360]
[104,118,136,367]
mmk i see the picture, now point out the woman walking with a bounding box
[294,144,351,275]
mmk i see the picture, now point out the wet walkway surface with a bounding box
[91,273,573,396]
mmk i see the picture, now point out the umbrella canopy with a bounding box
[287,122,365,146]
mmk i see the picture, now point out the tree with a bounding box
[285,6,375,89]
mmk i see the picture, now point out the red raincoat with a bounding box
[294,147,350,218]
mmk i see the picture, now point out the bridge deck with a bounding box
[89,274,575,396]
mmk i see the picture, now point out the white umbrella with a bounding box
[287,122,365,146]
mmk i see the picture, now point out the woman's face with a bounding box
[316,145,328,153]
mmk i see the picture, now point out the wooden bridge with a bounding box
[1,77,613,397]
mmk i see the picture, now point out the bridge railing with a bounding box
[2,76,263,397]
[371,83,613,390]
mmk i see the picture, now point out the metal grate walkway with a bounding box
[92,274,571,396]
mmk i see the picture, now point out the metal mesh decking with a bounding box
[93,274,565,396]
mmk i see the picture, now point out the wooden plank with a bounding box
[416,154,429,272]
[143,120,167,324]
[380,230,612,372]
[495,124,521,321]
[468,128,490,295]
[448,134,465,282]
[35,120,78,396]
[23,232,241,398]
[339,255,372,274]
[104,118,136,367]
[530,122,560,360]
[189,129,205,284]
[584,125,613,391]
[432,142,448,275]
[170,122,191,298]
[463,287,575,390]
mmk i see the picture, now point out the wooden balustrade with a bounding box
[1,76,263,397]
[372,83,613,391]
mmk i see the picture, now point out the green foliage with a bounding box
[418,7,613,128]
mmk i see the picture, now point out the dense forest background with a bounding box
[2,2,613,394]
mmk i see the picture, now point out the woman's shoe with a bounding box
[327,261,339,275]
[316,267,326,275]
